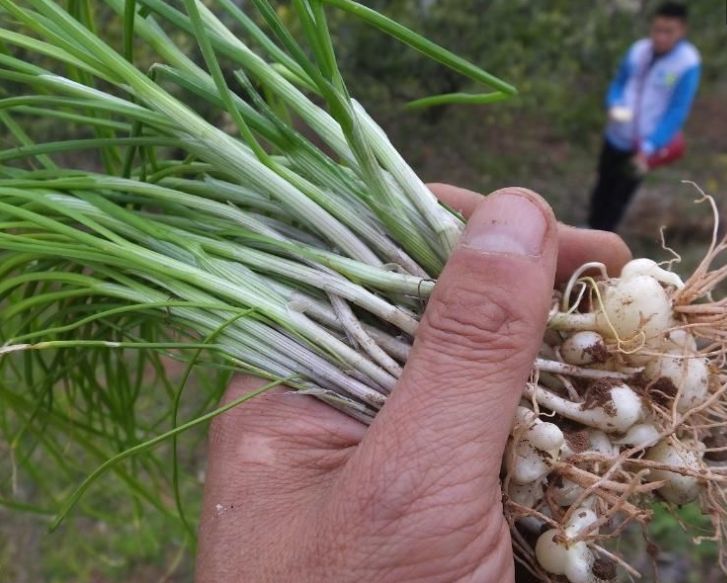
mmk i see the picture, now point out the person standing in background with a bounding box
[588,2,700,232]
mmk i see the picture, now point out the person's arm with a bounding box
[606,53,632,108]
[641,64,701,155]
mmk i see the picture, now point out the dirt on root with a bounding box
[584,342,609,364]
[592,556,617,581]
[581,379,621,416]
[631,372,678,409]
[564,428,590,453]
[650,377,679,407]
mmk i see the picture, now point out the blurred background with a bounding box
[1,1,726,581]
[336,0,727,259]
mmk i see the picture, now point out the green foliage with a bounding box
[332,0,726,139]
[611,502,721,582]
[650,502,717,561]
[0,349,225,581]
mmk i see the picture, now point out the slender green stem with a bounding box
[2,340,227,354]
[6,301,240,344]
[171,309,255,546]
[123,0,137,62]
[323,0,517,98]
[0,137,180,163]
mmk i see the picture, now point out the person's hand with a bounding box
[608,106,633,124]
[195,186,631,582]
[632,152,650,176]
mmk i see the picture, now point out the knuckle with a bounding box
[348,428,482,527]
[330,458,508,579]
[420,278,529,364]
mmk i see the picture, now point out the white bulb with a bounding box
[561,331,608,365]
[645,353,710,412]
[589,430,618,456]
[535,529,568,575]
[529,421,566,452]
[614,423,660,448]
[597,275,672,344]
[646,438,703,504]
[530,383,643,433]
[665,327,697,352]
[551,477,583,507]
[508,443,550,484]
[564,542,595,583]
[565,507,598,537]
[508,480,544,508]
[507,410,564,484]
[536,509,599,582]
[609,385,645,431]
[620,258,684,289]
[583,385,643,434]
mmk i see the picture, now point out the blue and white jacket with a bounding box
[605,38,701,155]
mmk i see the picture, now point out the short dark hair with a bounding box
[654,2,688,21]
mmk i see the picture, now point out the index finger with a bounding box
[429,183,632,281]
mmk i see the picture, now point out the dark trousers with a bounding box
[588,140,642,231]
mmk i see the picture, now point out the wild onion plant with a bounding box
[1,1,726,581]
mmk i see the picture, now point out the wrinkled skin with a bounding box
[196,186,631,582]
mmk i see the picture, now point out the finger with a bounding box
[429,182,482,217]
[429,182,632,280]
[556,223,632,280]
[357,187,558,488]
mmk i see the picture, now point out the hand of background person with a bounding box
[608,106,633,124]
[632,152,650,176]
[195,186,631,583]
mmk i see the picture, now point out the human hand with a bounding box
[631,152,650,176]
[195,186,631,583]
[608,106,633,124]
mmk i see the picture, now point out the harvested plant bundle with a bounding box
[507,244,727,581]
[0,1,726,580]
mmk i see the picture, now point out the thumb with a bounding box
[356,188,558,487]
